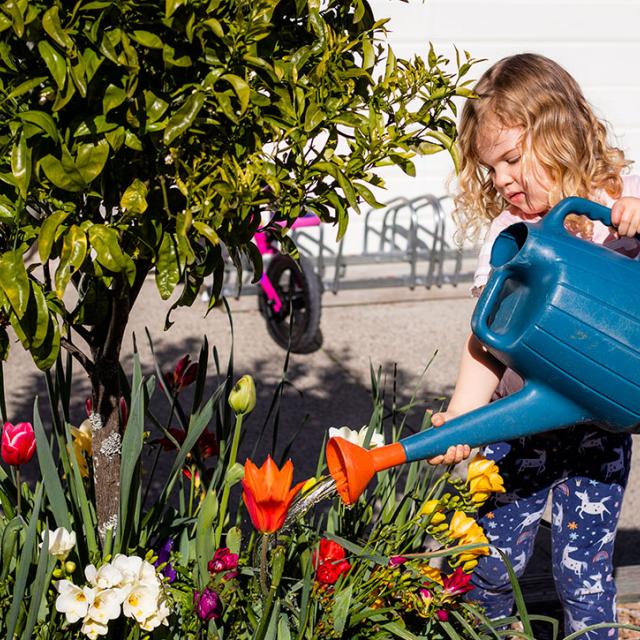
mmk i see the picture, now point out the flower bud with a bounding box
[229,375,256,415]
[64,561,76,574]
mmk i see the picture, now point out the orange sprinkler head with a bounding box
[326,437,407,505]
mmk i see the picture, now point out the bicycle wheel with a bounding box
[258,254,323,353]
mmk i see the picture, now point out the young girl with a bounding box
[431,53,640,638]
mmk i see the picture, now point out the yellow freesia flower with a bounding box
[302,477,318,493]
[418,564,443,585]
[466,453,506,503]
[69,420,93,478]
[448,510,490,561]
[419,499,446,524]
[448,511,479,540]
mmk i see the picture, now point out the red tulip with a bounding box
[164,355,198,393]
[241,456,305,534]
[316,559,351,585]
[157,427,218,460]
[1,422,36,466]
[313,538,346,566]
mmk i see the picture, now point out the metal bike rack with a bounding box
[218,194,479,298]
[319,194,477,294]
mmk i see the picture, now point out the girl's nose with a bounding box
[493,166,514,191]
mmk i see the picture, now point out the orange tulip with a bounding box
[242,456,305,534]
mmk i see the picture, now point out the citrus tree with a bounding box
[0,0,475,539]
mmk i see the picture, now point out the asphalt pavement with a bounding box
[6,275,640,568]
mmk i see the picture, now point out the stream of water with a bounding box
[282,476,338,530]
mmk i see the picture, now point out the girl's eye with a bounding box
[506,156,520,165]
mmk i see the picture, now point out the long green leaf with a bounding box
[195,490,218,589]
[382,621,421,639]
[118,353,147,552]
[33,398,71,530]
[23,529,55,640]
[7,483,43,639]
[64,422,98,560]
[332,583,352,635]
[498,549,533,637]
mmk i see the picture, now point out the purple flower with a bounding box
[436,609,449,622]
[208,547,239,574]
[194,588,222,622]
[388,556,407,567]
[154,538,177,583]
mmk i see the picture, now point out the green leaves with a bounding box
[0,0,477,397]
[156,233,180,299]
[163,92,205,145]
[120,179,148,214]
[41,141,109,192]
[0,250,29,316]
[42,6,74,50]
[37,40,66,89]
[87,224,134,282]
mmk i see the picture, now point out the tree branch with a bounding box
[60,337,94,374]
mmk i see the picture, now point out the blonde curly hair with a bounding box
[454,53,631,241]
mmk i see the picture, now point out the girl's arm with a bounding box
[428,332,505,464]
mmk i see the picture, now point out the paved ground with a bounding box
[6,276,640,569]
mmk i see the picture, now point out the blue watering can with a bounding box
[327,197,640,503]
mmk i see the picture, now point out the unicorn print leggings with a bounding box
[467,426,631,639]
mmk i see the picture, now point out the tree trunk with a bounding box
[89,277,132,547]
[91,359,122,545]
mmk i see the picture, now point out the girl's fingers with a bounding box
[431,413,445,427]
[428,444,471,465]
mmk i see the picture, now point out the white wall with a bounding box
[334,0,640,254]
[369,0,640,198]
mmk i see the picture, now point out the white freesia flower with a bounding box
[80,617,109,639]
[55,580,95,623]
[42,527,76,561]
[140,595,171,631]
[328,425,385,449]
[86,588,123,625]
[138,560,160,588]
[111,554,144,585]
[122,582,161,624]
[85,563,124,590]
[60,555,170,636]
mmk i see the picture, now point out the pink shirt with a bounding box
[473,174,640,291]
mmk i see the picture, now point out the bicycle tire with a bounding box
[258,254,323,353]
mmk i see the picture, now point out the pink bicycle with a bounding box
[255,214,324,353]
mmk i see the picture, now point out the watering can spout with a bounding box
[327,197,640,504]
[327,383,587,504]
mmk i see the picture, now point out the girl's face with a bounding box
[476,121,551,217]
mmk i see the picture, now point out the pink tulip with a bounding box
[1,422,36,466]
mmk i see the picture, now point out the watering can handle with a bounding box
[542,196,612,233]
[473,267,509,343]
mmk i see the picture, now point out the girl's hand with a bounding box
[611,196,640,237]
[427,410,471,465]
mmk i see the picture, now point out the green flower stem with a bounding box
[214,413,243,547]
[15,467,20,517]
[188,465,196,517]
[254,543,285,640]
[259,533,269,596]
